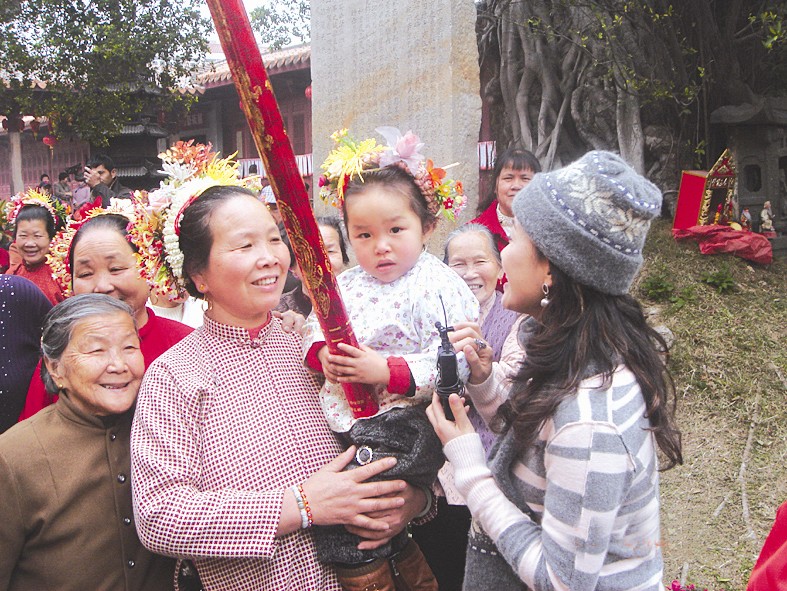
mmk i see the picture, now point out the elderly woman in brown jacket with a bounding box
[0,294,174,590]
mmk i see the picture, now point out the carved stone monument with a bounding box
[311,0,481,248]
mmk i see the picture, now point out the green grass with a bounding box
[633,219,787,590]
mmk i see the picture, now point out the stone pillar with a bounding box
[311,0,481,250]
[9,131,24,195]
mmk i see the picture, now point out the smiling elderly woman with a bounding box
[0,294,175,590]
[6,201,65,306]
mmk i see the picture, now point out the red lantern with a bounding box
[42,135,58,148]
[304,85,312,100]
[17,119,25,132]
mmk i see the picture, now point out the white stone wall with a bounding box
[311,0,482,250]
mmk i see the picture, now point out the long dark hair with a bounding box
[496,263,683,469]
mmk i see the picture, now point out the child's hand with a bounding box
[317,346,341,383]
[320,343,390,387]
[272,310,306,334]
[426,392,475,446]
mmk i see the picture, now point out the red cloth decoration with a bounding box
[673,225,773,265]
[304,344,412,397]
[747,500,787,590]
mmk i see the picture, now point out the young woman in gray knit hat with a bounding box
[427,150,682,591]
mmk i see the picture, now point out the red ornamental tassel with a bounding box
[205,0,378,418]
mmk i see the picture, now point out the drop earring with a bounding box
[540,284,550,308]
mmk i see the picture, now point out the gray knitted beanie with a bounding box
[512,150,661,295]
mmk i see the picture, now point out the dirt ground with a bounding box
[637,221,787,590]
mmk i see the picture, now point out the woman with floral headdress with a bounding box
[4,189,66,305]
[130,142,428,590]
[17,198,193,421]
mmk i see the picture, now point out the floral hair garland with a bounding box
[5,188,67,228]
[47,198,137,298]
[318,127,466,221]
[0,201,11,243]
[129,140,252,300]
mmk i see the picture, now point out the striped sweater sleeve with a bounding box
[464,361,511,428]
[444,422,635,590]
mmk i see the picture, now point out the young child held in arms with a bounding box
[303,128,479,590]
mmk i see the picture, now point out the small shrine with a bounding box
[674,149,737,230]
[673,149,774,263]
[710,97,787,238]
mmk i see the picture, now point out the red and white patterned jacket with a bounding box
[131,315,342,590]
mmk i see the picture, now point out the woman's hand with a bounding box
[448,322,494,385]
[346,484,427,550]
[319,343,390,387]
[302,446,406,532]
[426,392,476,446]
[272,310,306,334]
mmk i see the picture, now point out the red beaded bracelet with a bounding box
[297,483,314,528]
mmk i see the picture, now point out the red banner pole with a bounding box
[205,0,378,418]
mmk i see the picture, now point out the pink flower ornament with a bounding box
[376,126,425,175]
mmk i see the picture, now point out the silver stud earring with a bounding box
[540,284,550,308]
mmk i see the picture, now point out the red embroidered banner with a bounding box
[205,0,378,418]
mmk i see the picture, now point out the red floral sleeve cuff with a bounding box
[387,356,415,396]
[305,342,326,372]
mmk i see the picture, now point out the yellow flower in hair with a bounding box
[202,151,242,185]
[319,132,384,207]
[330,128,349,142]
[319,127,466,221]
[7,187,66,227]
